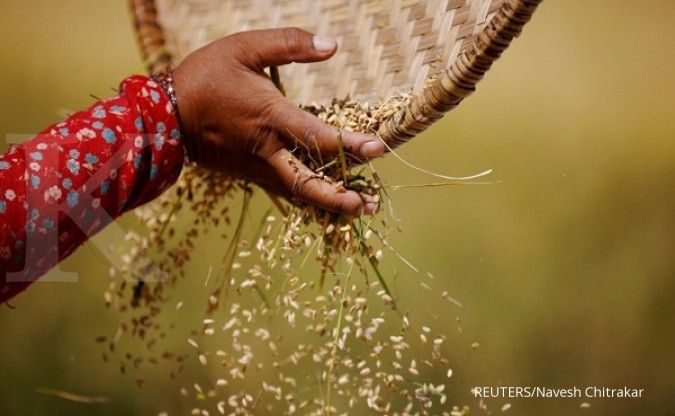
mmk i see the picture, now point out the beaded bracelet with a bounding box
[152,68,193,163]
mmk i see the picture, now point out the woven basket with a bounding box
[129,0,542,146]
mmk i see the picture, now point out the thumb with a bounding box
[234,27,337,68]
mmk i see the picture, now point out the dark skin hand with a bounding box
[173,28,384,216]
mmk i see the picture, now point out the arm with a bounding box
[0,28,384,304]
[0,76,183,302]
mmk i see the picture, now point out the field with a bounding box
[0,0,674,414]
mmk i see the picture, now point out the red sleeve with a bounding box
[0,75,184,303]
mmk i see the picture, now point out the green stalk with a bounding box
[269,66,286,97]
[336,130,349,185]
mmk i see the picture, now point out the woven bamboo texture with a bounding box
[130,0,543,145]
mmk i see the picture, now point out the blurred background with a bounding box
[1,0,674,415]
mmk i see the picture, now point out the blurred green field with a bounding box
[1,0,674,415]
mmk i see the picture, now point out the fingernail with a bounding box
[360,141,385,158]
[364,202,378,215]
[313,35,337,52]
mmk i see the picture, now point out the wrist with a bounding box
[153,68,196,163]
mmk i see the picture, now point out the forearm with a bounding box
[0,76,184,303]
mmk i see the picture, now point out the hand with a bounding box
[173,28,383,215]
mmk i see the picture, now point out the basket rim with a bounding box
[128,0,543,145]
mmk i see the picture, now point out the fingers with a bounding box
[238,156,292,200]
[267,148,377,216]
[234,27,338,68]
[274,100,385,160]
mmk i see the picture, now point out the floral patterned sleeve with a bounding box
[0,75,184,303]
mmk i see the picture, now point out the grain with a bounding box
[101,91,474,415]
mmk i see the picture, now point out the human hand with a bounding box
[173,28,384,215]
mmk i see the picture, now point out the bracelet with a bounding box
[152,68,193,163]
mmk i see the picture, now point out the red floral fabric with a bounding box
[0,75,184,303]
